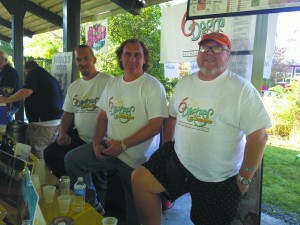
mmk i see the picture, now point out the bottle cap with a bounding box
[78,177,83,181]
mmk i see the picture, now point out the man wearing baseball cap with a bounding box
[132,32,271,225]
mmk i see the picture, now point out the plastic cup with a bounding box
[102,217,118,225]
[57,195,71,214]
[42,185,56,203]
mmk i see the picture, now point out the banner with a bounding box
[51,52,73,99]
[161,2,277,80]
[187,0,300,20]
[85,19,108,54]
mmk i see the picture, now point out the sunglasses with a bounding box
[199,45,230,54]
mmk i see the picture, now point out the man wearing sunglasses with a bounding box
[132,32,271,225]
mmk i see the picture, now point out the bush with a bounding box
[263,81,300,139]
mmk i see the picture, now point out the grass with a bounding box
[262,145,300,215]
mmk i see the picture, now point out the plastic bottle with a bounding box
[73,177,86,213]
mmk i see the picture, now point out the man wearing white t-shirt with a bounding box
[64,39,168,224]
[44,45,113,214]
[132,32,272,225]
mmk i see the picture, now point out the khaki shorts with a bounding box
[25,123,59,159]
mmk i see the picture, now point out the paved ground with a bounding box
[161,193,288,225]
[106,192,288,224]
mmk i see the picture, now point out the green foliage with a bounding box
[160,77,179,101]
[262,145,300,215]
[0,40,13,55]
[265,81,300,138]
[24,30,63,59]
[268,85,289,97]
[95,5,164,79]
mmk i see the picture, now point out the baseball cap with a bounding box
[198,32,231,50]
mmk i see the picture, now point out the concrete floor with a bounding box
[106,192,288,224]
[161,193,288,225]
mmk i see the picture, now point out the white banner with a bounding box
[161,2,277,80]
[161,3,256,63]
[85,19,108,54]
[51,52,73,99]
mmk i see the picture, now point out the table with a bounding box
[38,192,103,225]
[33,157,104,225]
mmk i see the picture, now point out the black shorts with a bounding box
[143,141,242,225]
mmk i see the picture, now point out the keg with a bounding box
[6,120,28,143]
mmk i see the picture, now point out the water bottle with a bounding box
[73,177,86,213]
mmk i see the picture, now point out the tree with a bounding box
[0,40,13,56]
[24,30,63,59]
[270,47,290,86]
[93,5,164,80]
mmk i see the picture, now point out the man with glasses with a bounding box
[132,32,271,225]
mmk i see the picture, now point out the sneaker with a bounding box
[94,202,105,215]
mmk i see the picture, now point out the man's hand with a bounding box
[101,139,123,158]
[236,176,250,195]
[57,133,71,146]
[93,143,110,160]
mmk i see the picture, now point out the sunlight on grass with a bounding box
[262,145,300,215]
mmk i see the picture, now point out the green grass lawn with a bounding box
[262,145,300,215]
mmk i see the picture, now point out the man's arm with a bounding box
[0,88,33,103]
[237,127,268,194]
[162,116,176,144]
[93,109,109,160]
[57,112,74,146]
[102,117,164,158]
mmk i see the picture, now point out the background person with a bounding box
[131,32,272,225]
[0,50,20,122]
[64,39,168,224]
[0,60,63,158]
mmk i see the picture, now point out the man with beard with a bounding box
[131,32,272,225]
[44,45,113,214]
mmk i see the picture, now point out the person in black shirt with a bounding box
[0,50,20,122]
[0,60,64,158]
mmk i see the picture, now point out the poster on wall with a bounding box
[187,0,300,20]
[85,19,108,54]
[51,52,73,99]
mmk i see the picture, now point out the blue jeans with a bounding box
[64,143,139,225]
[7,105,19,122]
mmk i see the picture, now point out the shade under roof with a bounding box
[0,0,170,43]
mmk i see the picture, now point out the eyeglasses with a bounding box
[199,45,230,54]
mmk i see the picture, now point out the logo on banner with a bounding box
[85,19,108,53]
[181,12,226,42]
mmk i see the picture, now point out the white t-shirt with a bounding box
[98,73,169,168]
[63,72,113,143]
[169,71,271,182]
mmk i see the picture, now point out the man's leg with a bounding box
[44,141,72,178]
[131,166,166,225]
[64,143,112,207]
[44,128,85,178]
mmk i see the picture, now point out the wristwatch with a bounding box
[120,140,127,151]
[237,174,251,185]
